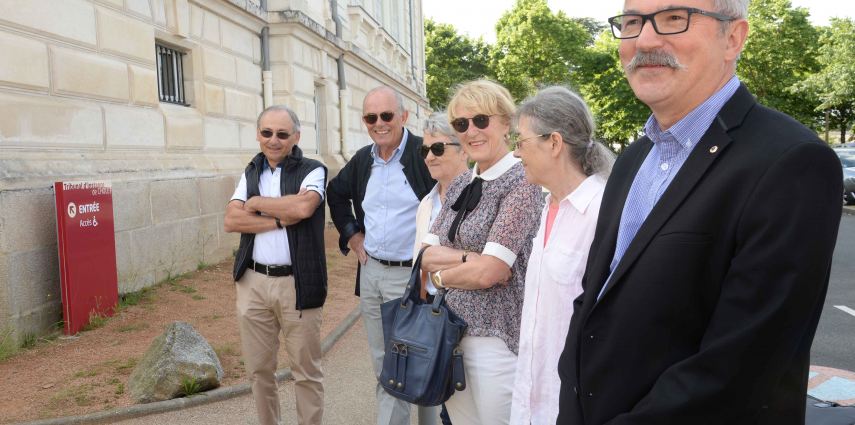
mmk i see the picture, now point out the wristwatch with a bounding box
[431,270,445,289]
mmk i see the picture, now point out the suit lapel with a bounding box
[585,138,653,305]
[595,84,755,303]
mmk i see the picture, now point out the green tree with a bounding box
[572,17,608,45]
[793,18,855,142]
[491,0,590,100]
[738,0,822,128]
[424,19,493,109]
[576,33,649,150]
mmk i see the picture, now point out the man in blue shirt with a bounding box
[327,86,433,425]
[557,0,843,424]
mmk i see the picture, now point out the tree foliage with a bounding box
[492,0,590,101]
[738,0,822,128]
[423,0,851,144]
[576,33,649,150]
[424,19,493,109]
[792,18,855,142]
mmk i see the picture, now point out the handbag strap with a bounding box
[402,245,431,307]
[430,288,446,314]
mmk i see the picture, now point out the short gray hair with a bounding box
[365,86,405,113]
[714,0,750,19]
[516,86,614,177]
[257,105,301,132]
[423,111,459,144]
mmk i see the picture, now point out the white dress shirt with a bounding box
[231,164,325,266]
[510,174,605,425]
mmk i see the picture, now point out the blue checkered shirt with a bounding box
[597,76,741,300]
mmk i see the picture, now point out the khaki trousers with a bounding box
[236,270,324,425]
[359,257,414,425]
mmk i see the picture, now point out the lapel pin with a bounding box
[709,146,719,154]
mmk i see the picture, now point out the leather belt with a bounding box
[369,255,413,268]
[251,261,293,277]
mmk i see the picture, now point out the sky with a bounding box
[423,0,855,43]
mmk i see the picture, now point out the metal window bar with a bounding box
[156,44,187,105]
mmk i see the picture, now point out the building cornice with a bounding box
[269,9,427,104]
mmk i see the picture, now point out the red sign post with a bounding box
[54,181,119,335]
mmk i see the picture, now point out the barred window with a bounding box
[155,44,188,105]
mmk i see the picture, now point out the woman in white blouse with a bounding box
[509,86,615,425]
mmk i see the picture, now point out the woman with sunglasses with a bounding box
[509,86,614,425]
[411,111,469,425]
[413,111,470,299]
[420,80,543,425]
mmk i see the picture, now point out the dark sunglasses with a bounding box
[450,114,492,133]
[259,129,291,139]
[420,141,461,158]
[362,111,396,124]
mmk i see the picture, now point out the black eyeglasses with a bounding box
[260,129,291,139]
[450,114,493,133]
[363,111,396,124]
[420,141,461,158]
[608,7,735,39]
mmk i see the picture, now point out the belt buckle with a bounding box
[265,264,271,276]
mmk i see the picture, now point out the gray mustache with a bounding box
[625,51,686,73]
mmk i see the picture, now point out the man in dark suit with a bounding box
[557,0,843,424]
[327,86,434,425]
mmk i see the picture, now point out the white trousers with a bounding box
[444,336,517,425]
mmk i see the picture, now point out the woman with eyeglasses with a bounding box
[508,86,614,425]
[420,80,543,425]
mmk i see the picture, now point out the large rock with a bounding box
[128,321,224,403]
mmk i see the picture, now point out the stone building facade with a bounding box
[0,0,428,341]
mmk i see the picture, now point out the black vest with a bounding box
[232,146,328,310]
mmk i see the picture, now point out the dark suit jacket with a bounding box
[557,85,843,425]
[326,129,434,295]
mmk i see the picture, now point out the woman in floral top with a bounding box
[421,79,543,425]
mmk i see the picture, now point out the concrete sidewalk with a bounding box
[113,319,418,425]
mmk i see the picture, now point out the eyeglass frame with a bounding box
[450,114,494,133]
[259,129,293,140]
[607,7,736,39]
[512,133,551,149]
[420,141,462,158]
[362,111,396,125]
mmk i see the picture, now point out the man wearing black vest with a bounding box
[225,105,327,425]
[327,86,434,425]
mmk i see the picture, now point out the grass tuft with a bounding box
[20,333,37,349]
[82,310,109,332]
[0,327,18,362]
[179,376,202,397]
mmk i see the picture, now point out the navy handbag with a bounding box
[379,247,468,406]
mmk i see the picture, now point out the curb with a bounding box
[17,306,363,425]
[843,206,855,217]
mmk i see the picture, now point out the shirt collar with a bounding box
[370,128,409,162]
[262,159,282,173]
[472,152,519,181]
[644,76,741,149]
[547,174,606,214]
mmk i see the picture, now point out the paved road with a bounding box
[811,214,855,372]
[115,320,420,425]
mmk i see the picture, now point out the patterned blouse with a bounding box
[425,153,543,354]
